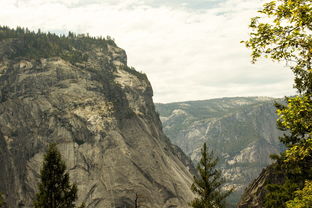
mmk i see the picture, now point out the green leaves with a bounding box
[244,1,312,207]
[265,179,299,208]
[276,95,312,145]
[286,180,312,208]
[285,138,312,163]
[243,0,312,93]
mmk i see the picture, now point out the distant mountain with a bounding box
[155,97,285,206]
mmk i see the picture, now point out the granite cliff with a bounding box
[237,164,283,208]
[0,28,194,208]
[155,97,285,206]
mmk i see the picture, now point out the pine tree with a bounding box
[286,180,312,208]
[33,143,82,208]
[189,143,233,208]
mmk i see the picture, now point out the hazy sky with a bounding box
[0,0,296,103]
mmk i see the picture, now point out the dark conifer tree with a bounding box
[33,143,82,208]
[189,143,233,208]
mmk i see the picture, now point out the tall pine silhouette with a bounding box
[33,143,84,208]
[189,143,233,208]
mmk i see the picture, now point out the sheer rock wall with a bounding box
[0,39,194,208]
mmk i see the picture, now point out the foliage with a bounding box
[276,95,312,146]
[242,0,312,93]
[264,138,312,207]
[273,95,312,207]
[121,65,147,80]
[286,180,312,208]
[264,179,299,208]
[285,138,312,163]
[0,26,116,64]
[189,143,233,208]
[244,0,312,207]
[33,143,83,208]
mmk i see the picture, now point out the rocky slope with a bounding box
[237,163,285,208]
[155,97,285,206]
[0,29,194,208]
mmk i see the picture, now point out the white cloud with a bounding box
[0,0,296,103]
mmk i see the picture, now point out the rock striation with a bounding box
[237,167,270,208]
[0,32,194,208]
[237,164,285,208]
[155,97,285,206]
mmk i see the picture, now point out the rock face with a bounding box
[237,168,270,208]
[155,97,285,206]
[237,164,284,208]
[0,35,194,207]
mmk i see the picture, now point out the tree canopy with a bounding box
[243,0,311,207]
[243,0,312,93]
[286,180,312,208]
[276,95,312,146]
[0,26,116,64]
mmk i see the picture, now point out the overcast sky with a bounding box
[0,0,296,103]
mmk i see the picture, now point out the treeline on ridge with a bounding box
[0,26,116,64]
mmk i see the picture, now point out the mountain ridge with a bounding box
[155,96,285,206]
[0,27,195,208]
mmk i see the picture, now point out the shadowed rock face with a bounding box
[237,168,270,208]
[237,164,285,208]
[0,39,194,207]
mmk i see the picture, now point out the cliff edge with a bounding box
[0,28,194,208]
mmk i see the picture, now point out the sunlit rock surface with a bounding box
[0,38,194,208]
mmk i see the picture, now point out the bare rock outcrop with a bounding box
[237,164,284,208]
[0,35,194,208]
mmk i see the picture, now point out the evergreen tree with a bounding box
[189,143,233,208]
[286,180,312,208]
[33,143,83,208]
